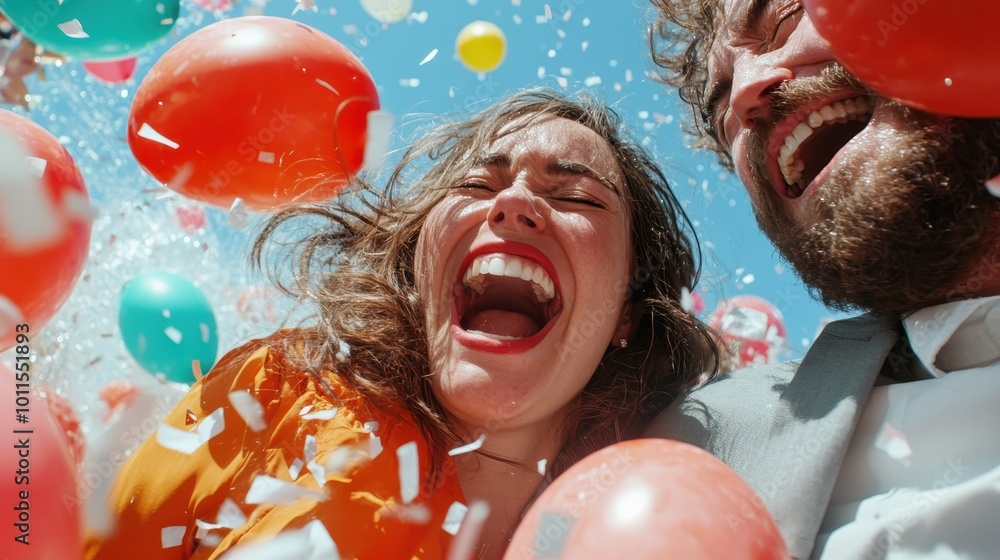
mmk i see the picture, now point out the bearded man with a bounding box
[644,1,1000,558]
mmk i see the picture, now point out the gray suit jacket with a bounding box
[644,314,932,559]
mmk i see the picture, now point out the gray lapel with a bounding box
[753,314,901,559]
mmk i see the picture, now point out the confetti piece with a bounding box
[24,156,46,177]
[218,519,340,560]
[446,501,490,560]
[448,433,485,456]
[292,0,317,15]
[245,475,325,505]
[986,174,1000,198]
[162,526,186,548]
[324,444,371,473]
[362,111,394,173]
[58,19,89,38]
[195,518,226,540]
[584,76,602,87]
[743,273,756,285]
[164,326,183,344]
[419,49,439,65]
[216,498,248,529]
[289,458,304,480]
[257,151,275,164]
[137,123,180,149]
[409,11,428,23]
[302,407,338,420]
[0,131,63,249]
[156,408,225,454]
[228,198,248,229]
[228,390,267,432]
[537,458,547,476]
[397,441,419,503]
[680,287,694,313]
[442,502,468,536]
[308,460,326,488]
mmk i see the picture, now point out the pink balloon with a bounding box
[83,57,139,84]
[507,440,788,560]
[1,364,82,559]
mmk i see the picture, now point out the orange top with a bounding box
[84,335,468,559]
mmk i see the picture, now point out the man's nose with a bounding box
[729,54,794,127]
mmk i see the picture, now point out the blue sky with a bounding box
[11,0,848,361]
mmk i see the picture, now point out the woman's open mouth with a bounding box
[451,251,563,353]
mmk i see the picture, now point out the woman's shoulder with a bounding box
[193,328,363,426]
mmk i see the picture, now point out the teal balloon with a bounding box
[119,271,218,384]
[0,0,180,60]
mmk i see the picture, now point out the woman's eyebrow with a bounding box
[547,160,621,195]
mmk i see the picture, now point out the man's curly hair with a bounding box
[649,0,732,169]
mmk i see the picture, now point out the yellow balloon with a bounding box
[455,21,507,73]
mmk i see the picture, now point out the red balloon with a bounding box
[506,440,788,560]
[0,110,92,351]
[83,57,139,84]
[805,0,1000,117]
[709,295,786,368]
[1,365,82,559]
[128,16,380,211]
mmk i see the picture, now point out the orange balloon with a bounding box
[506,440,788,560]
[1,365,82,559]
[0,110,92,351]
[128,16,380,211]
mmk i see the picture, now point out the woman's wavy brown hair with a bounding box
[649,0,733,169]
[251,89,720,477]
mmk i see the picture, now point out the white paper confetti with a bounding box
[441,502,468,536]
[24,156,46,177]
[228,198,248,229]
[292,0,317,15]
[164,326,183,344]
[397,441,419,503]
[257,151,275,164]
[537,458,547,476]
[156,408,226,454]
[361,110,394,173]
[680,287,694,313]
[228,391,267,432]
[445,501,490,560]
[875,421,913,463]
[216,498,248,529]
[137,122,180,149]
[162,525,186,548]
[323,444,370,473]
[289,457,304,480]
[448,433,485,456]
[218,519,340,560]
[301,407,339,420]
[584,76,602,87]
[245,475,325,505]
[419,49,438,65]
[0,131,63,250]
[58,19,89,38]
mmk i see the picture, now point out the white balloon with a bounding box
[359,0,413,23]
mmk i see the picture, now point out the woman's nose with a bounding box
[487,185,546,233]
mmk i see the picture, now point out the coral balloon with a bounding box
[456,21,507,73]
[804,0,1000,117]
[360,0,413,23]
[506,440,788,560]
[709,295,786,369]
[128,16,380,210]
[1,365,82,559]
[118,271,219,384]
[0,0,179,60]
[0,109,92,351]
[83,57,138,84]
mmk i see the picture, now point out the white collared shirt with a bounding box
[815,296,1000,559]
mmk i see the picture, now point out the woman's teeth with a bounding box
[778,95,872,188]
[462,254,556,302]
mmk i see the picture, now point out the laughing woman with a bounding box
[84,90,719,560]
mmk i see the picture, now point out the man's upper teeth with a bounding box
[463,254,555,303]
[778,96,871,187]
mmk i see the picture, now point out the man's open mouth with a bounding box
[452,253,562,341]
[776,94,873,198]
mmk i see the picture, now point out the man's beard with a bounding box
[748,64,1000,316]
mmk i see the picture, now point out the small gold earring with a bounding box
[619,338,628,349]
